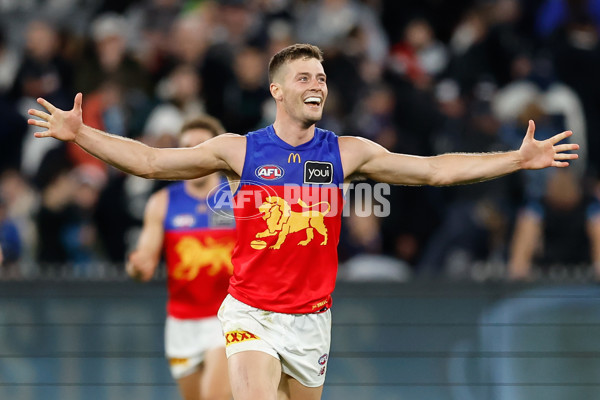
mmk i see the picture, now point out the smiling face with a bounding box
[270,57,328,128]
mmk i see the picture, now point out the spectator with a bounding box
[0,27,20,94]
[140,11,211,82]
[12,19,74,177]
[0,195,22,277]
[76,12,152,95]
[0,170,38,267]
[0,93,28,172]
[535,0,600,37]
[339,201,412,282]
[222,45,270,133]
[294,0,388,64]
[9,19,73,106]
[144,64,206,148]
[70,79,129,171]
[35,169,75,270]
[352,83,398,147]
[508,168,600,280]
[545,12,600,175]
[492,54,587,177]
[93,169,140,264]
[418,94,518,278]
[65,164,107,271]
[388,17,449,90]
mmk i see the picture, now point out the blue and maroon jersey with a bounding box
[230,125,344,313]
[163,181,236,319]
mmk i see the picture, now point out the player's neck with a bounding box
[272,117,316,147]
[185,173,221,199]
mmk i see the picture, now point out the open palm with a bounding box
[27,93,84,142]
[518,120,579,170]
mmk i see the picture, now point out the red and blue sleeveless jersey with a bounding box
[163,181,236,319]
[229,125,344,314]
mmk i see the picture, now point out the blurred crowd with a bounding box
[1,0,600,281]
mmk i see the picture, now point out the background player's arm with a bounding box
[28,94,243,180]
[507,210,542,280]
[340,120,578,185]
[126,190,168,282]
[587,214,600,279]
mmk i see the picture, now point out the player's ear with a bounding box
[270,82,282,101]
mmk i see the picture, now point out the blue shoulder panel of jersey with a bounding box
[240,125,344,187]
[164,179,235,230]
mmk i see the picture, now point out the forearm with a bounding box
[363,150,523,186]
[76,125,158,177]
[427,151,522,186]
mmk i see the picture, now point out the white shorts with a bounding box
[217,294,331,387]
[164,315,225,379]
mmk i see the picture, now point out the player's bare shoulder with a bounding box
[338,135,386,180]
[204,133,247,177]
[145,188,169,222]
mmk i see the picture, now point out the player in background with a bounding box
[126,116,234,400]
[29,44,579,400]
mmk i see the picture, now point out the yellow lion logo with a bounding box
[172,237,234,280]
[255,197,330,250]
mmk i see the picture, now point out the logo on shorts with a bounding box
[225,330,259,346]
[318,353,328,365]
[169,357,189,366]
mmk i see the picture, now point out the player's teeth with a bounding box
[305,97,321,104]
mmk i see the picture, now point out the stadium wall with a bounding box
[1,281,599,400]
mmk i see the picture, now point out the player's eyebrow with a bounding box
[294,72,327,79]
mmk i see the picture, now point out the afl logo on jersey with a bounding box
[255,165,285,180]
[172,214,196,228]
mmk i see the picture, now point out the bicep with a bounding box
[149,134,243,180]
[150,146,225,180]
[360,151,436,185]
[341,136,433,185]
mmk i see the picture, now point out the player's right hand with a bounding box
[126,251,155,282]
[27,92,83,142]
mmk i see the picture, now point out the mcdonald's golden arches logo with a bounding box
[288,153,301,163]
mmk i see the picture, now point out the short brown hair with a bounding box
[179,115,226,139]
[268,43,324,83]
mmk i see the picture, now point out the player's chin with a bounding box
[304,111,323,125]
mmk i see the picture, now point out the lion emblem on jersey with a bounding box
[172,237,234,280]
[254,196,330,250]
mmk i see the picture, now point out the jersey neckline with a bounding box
[267,125,320,151]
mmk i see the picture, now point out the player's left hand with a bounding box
[27,93,83,142]
[518,120,579,170]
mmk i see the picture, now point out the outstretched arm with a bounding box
[340,120,579,185]
[126,190,167,282]
[28,93,242,180]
